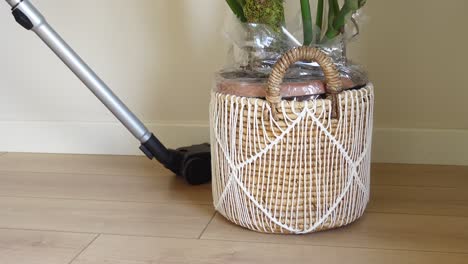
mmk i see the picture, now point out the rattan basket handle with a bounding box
[267,46,343,119]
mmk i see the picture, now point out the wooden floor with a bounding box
[0,152,467,264]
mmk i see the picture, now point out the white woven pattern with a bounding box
[210,84,374,234]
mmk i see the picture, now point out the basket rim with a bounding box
[213,82,374,109]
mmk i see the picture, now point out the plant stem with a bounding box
[316,0,324,31]
[332,0,359,33]
[300,0,313,45]
[325,0,340,39]
[330,0,340,17]
[358,0,367,8]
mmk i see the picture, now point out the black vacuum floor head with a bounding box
[140,134,211,185]
[176,144,212,185]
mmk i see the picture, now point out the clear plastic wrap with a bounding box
[216,3,369,100]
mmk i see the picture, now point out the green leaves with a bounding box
[326,0,363,40]
[226,0,247,22]
[333,0,358,32]
[225,0,368,42]
[301,0,313,45]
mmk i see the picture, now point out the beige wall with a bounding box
[0,0,467,165]
[0,0,228,154]
[0,0,227,123]
[349,0,468,130]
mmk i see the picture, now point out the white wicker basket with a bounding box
[210,47,374,234]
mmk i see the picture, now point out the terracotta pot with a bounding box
[216,77,355,99]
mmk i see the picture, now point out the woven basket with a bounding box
[210,47,374,234]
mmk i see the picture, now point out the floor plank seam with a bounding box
[0,194,213,206]
[0,168,169,178]
[199,237,468,255]
[361,211,468,218]
[0,227,214,240]
[0,227,98,235]
[2,225,466,256]
[198,212,217,239]
[363,210,468,218]
[68,233,101,264]
[0,194,464,219]
[371,184,462,189]
[2,167,465,189]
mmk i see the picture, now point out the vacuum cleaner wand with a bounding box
[4,0,211,185]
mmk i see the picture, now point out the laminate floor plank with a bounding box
[0,228,96,264]
[0,170,211,204]
[0,197,214,239]
[0,153,164,177]
[201,213,468,254]
[71,235,468,264]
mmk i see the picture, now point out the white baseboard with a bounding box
[372,127,468,166]
[0,121,210,156]
[0,121,467,166]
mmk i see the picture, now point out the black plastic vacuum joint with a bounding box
[12,8,33,30]
[140,134,171,164]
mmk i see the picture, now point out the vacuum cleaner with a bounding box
[3,0,212,185]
